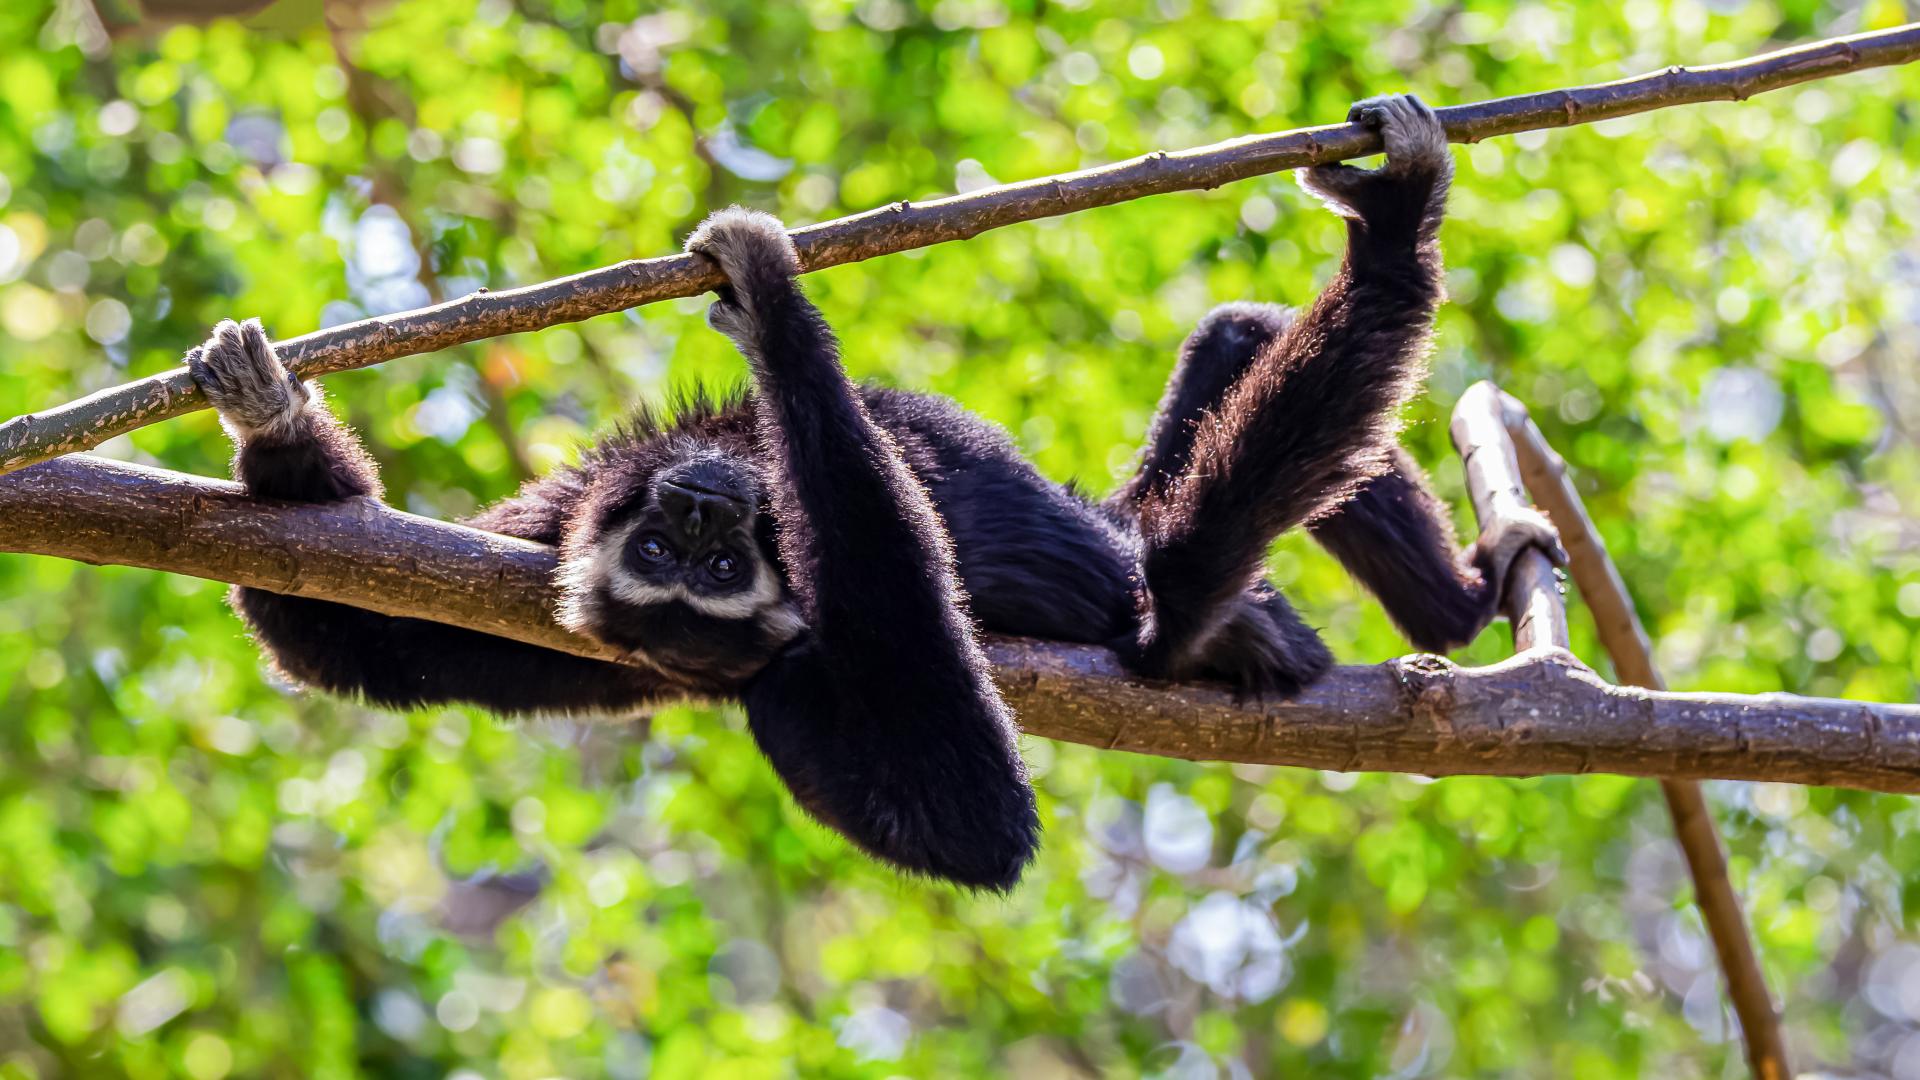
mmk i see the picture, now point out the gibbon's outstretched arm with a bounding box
[686,209,1039,890]
[188,320,661,714]
[1116,304,1560,653]
[1309,446,1565,651]
[1131,94,1459,681]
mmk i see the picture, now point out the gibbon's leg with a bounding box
[188,320,658,715]
[1131,94,1459,689]
[686,208,1039,891]
[1110,301,1297,508]
[1115,307,1558,653]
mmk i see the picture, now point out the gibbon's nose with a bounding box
[659,482,748,540]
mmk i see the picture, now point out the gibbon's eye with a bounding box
[635,534,673,564]
[706,551,740,582]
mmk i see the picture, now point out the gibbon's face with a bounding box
[557,452,802,682]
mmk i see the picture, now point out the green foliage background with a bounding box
[1,0,1918,1075]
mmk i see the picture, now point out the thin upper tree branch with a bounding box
[4,451,1918,791]
[3,23,1918,474]
[1497,390,1788,1080]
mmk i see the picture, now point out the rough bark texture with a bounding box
[0,454,623,662]
[5,453,1918,793]
[1498,390,1788,1080]
[4,24,1918,475]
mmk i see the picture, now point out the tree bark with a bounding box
[4,24,1918,475]
[4,452,1918,793]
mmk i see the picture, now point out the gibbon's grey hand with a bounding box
[186,318,311,442]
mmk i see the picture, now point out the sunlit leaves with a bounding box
[0,0,1917,1075]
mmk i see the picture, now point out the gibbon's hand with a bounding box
[685,206,804,352]
[186,318,311,442]
[1473,504,1569,611]
[1297,93,1452,223]
[1350,93,1451,179]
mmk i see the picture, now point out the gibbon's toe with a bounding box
[186,318,310,439]
[1477,504,1568,580]
[703,293,754,342]
[1472,504,1568,613]
[1346,97,1390,130]
[684,206,801,292]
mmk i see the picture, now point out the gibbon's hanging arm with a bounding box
[5,452,1920,792]
[4,23,1919,474]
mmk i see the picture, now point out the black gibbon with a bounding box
[188,95,1559,890]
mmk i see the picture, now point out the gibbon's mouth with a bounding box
[629,644,766,684]
[610,599,791,683]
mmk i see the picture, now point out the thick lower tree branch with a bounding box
[3,24,1917,474]
[4,453,1918,792]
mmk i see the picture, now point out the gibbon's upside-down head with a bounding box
[553,398,803,683]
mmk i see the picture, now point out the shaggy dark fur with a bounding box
[194,94,1557,891]
[1114,302,1519,654]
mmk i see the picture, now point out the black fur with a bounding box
[1113,302,1504,654]
[196,95,1554,891]
[1116,93,1457,693]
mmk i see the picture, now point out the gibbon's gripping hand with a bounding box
[1298,93,1452,243]
[186,318,312,443]
[1471,504,1568,612]
[186,317,376,503]
[684,206,803,359]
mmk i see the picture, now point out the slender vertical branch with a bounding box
[1450,382,1569,650]
[1497,390,1789,1080]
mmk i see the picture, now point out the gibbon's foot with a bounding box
[1349,93,1450,177]
[1472,505,1568,609]
[1298,92,1451,217]
[1185,591,1336,702]
[685,207,801,349]
[186,318,311,441]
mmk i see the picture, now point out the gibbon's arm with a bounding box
[685,209,1039,890]
[1133,95,1457,672]
[1308,448,1504,651]
[188,320,664,715]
